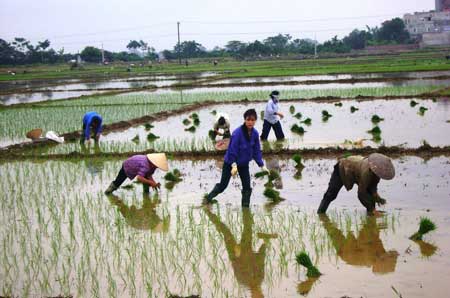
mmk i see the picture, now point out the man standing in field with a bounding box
[260,90,285,141]
[317,153,395,216]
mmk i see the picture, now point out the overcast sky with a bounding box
[0,0,434,53]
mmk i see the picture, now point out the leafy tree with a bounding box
[289,39,316,54]
[245,40,270,56]
[343,29,371,50]
[127,40,141,50]
[319,36,351,53]
[263,34,292,54]
[225,40,247,56]
[174,40,206,58]
[377,18,410,43]
[80,46,102,62]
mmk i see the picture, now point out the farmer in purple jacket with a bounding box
[204,109,269,207]
[105,153,168,194]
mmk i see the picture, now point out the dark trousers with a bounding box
[208,162,252,200]
[113,166,128,188]
[260,120,285,140]
[317,163,343,213]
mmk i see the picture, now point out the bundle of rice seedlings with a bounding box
[290,105,296,114]
[350,106,359,113]
[208,129,216,139]
[268,169,280,181]
[291,124,305,135]
[255,171,269,178]
[211,110,217,115]
[334,102,343,107]
[322,110,332,121]
[371,115,384,124]
[193,118,200,126]
[418,106,428,116]
[292,154,305,169]
[185,126,196,132]
[144,123,154,130]
[294,112,302,119]
[301,118,312,125]
[132,134,140,143]
[182,118,191,126]
[263,187,282,201]
[164,169,182,182]
[260,111,264,119]
[409,217,436,241]
[410,100,419,107]
[296,251,321,278]
[147,133,159,141]
[190,113,199,119]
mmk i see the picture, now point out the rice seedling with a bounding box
[182,118,191,126]
[132,134,139,143]
[409,217,436,241]
[350,106,359,113]
[371,115,384,124]
[289,105,295,114]
[190,113,199,119]
[260,111,264,119]
[418,106,428,116]
[211,110,217,115]
[410,100,419,107]
[321,110,332,121]
[147,132,160,141]
[144,123,154,130]
[293,112,302,120]
[291,124,305,135]
[334,102,343,107]
[185,126,196,133]
[300,118,312,125]
[208,129,216,140]
[193,118,201,126]
[292,154,305,169]
[367,126,381,135]
[296,251,321,278]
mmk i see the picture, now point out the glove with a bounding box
[375,197,386,206]
[260,166,269,174]
[231,163,238,177]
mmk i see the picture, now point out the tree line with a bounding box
[0,18,411,65]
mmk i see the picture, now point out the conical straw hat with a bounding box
[26,128,43,140]
[368,153,395,180]
[147,153,168,171]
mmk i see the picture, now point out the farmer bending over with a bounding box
[261,90,285,141]
[317,153,395,216]
[204,109,268,207]
[105,153,168,194]
[81,111,103,144]
[212,113,231,140]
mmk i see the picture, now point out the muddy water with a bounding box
[0,90,111,105]
[0,156,449,297]
[103,99,450,149]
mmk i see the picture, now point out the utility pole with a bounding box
[314,34,318,59]
[177,22,181,65]
[101,43,105,64]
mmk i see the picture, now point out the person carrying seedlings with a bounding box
[204,109,269,207]
[81,111,103,144]
[317,153,395,216]
[260,90,285,141]
[212,113,231,140]
[105,153,168,194]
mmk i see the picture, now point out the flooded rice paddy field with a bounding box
[25,98,449,156]
[1,156,449,297]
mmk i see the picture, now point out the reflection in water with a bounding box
[320,214,399,274]
[109,193,170,232]
[412,239,438,257]
[204,208,278,298]
[297,276,319,296]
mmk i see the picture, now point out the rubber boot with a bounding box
[205,184,222,203]
[104,182,118,195]
[241,188,252,208]
[317,199,330,214]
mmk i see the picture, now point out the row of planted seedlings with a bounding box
[0,155,442,297]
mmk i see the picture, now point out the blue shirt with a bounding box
[82,111,103,139]
[224,125,264,167]
[264,98,280,124]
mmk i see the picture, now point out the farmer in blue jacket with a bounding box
[81,111,103,144]
[204,109,269,207]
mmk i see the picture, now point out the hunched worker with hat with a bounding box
[317,153,395,215]
[105,153,168,194]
